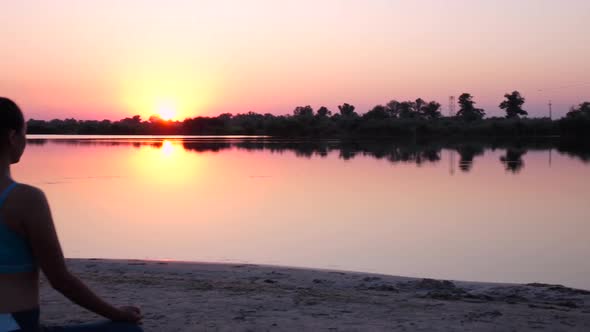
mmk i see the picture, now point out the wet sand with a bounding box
[39,259,590,331]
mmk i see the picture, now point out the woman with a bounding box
[0,97,143,332]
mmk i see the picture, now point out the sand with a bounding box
[39,259,590,331]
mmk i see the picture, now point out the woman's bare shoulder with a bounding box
[7,184,54,229]
[12,183,48,206]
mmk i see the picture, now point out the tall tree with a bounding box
[316,106,331,118]
[293,105,314,117]
[456,93,485,121]
[338,103,357,117]
[363,105,389,120]
[414,98,427,118]
[566,101,590,118]
[386,100,401,118]
[500,91,528,118]
[398,101,417,119]
[421,101,442,120]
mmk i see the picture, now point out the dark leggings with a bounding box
[42,322,143,332]
[11,308,143,332]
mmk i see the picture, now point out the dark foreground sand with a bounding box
[39,259,590,331]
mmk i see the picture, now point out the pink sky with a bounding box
[1,0,589,120]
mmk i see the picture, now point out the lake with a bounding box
[13,135,590,290]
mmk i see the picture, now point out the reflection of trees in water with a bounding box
[230,140,442,163]
[557,139,590,163]
[386,147,441,165]
[25,137,590,173]
[183,142,231,153]
[26,139,48,146]
[456,145,485,172]
[36,139,163,149]
[500,148,527,173]
[333,142,442,165]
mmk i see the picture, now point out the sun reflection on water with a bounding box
[161,140,175,156]
[130,139,204,186]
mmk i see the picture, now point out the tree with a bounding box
[293,105,314,117]
[398,101,417,119]
[500,91,528,119]
[218,113,233,121]
[414,98,427,117]
[580,102,590,115]
[363,105,389,120]
[149,115,163,123]
[566,102,590,118]
[316,106,331,118]
[338,103,357,117]
[121,115,142,125]
[386,100,401,118]
[421,101,442,120]
[456,93,485,121]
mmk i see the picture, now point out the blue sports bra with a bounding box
[0,182,36,273]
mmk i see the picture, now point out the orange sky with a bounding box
[1,0,589,120]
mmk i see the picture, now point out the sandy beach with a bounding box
[37,259,590,331]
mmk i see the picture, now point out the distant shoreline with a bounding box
[40,259,590,331]
[25,115,590,139]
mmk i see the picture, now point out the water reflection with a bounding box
[500,148,527,173]
[456,145,485,172]
[27,137,590,174]
[17,135,590,290]
[161,140,175,156]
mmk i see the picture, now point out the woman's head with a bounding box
[0,97,26,164]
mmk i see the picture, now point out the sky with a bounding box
[1,0,589,120]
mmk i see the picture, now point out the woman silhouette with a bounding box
[0,97,143,332]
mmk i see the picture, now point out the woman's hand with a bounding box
[111,306,143,323]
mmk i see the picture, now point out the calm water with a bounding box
[13,135,590,289]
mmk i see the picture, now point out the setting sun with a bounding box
[118,69,220,121]
[157,102,177,121]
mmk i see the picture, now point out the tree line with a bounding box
[26,91,590,137]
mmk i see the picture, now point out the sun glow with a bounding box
[119,68,221,121]
[156,101,177,121]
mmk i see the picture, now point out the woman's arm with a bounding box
[20,186,141,322]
